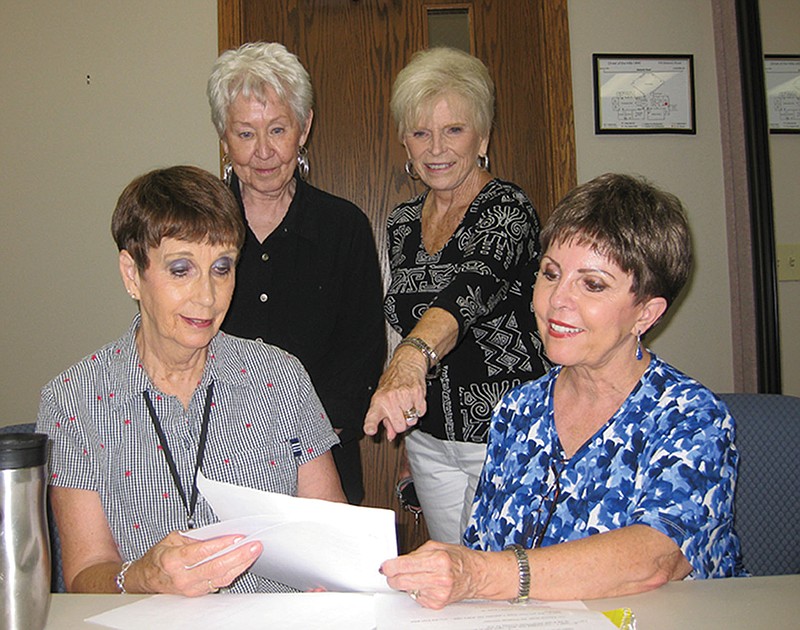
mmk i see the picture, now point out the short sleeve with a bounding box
[630,400,739,578]
[286,353,341,465]
[36,383,100,491]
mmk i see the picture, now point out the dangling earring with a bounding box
[476,154,490,171]
[222,154,233,186]
[296,146,309,181]
[404,160,420,180]
[635,331,643,361]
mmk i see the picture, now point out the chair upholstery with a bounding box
[719,393,800,576]
[0,422,66,592]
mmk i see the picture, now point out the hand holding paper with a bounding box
[187,473,397,592]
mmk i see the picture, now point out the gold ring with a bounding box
[402,407,419,423]
[409,589,420,600]
[208,580,219,593]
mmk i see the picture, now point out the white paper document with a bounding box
[86,592,376,630]
[87,593,616,630]
[186,473,397,592]
[374,593,618,629]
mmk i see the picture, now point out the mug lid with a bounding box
[0,433,48,470]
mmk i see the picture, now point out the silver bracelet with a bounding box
[396,336,439,373]
[115,560,134,594]
[507,544,530,603]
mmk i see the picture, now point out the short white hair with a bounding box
[207,42,313,137]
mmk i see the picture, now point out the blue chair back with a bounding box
[0,422,66,592]
[719,393,800,576]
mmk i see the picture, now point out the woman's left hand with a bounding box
[379,541,495,609]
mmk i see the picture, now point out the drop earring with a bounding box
[296,145,309,181]
[635,332,643,361]
[222,154,233,186]
[404,160,420,180]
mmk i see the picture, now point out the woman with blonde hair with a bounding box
[364,48,549,543]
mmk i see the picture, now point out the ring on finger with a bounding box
[409,589,420,601]
[208,580,219,593]
[402,407,419,424]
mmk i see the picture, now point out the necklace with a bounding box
[143,382,214,529]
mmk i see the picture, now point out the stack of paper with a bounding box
[186,473,397,593]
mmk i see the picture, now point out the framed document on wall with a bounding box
[593,54,696,134]
[764,55,800,133]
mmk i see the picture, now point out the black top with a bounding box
[223,173,386,445]
[384,178,550,443]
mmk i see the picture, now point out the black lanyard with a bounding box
[143,382,214,529]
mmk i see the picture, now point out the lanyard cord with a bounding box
[143,382,214,529]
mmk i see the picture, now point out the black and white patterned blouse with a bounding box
[384,178,550,443]
[37,314,339,593]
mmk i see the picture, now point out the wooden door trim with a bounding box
[218,0,242,54]
[536,1,577,217]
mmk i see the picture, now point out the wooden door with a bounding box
[218,0,575,553]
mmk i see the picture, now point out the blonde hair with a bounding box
[390,47,494,138]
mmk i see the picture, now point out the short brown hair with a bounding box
[111,165,245,270]
[540,173,692,310]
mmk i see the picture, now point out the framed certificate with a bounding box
[764,55,800,133]
[593,54,696,134]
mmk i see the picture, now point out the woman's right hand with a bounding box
[127,531,262,596]
[363,346,428,440]
[379,540,508,609]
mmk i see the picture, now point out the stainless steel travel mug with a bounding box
[1,432,51,630]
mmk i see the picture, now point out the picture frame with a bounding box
[764,55,800,134]
[593,54,696,134]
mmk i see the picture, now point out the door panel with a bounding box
[218,0,575,552]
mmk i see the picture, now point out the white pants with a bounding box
[405,430,488,544]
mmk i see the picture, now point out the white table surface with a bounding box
[44,574,799,629]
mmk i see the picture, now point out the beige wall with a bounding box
[1,1,795,428]
[568,0,735,391]
[761,0,800,396]
[0,1,219,426]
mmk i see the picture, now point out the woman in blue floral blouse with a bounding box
[379,173,744,608]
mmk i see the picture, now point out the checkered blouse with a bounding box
[37,315,339,593]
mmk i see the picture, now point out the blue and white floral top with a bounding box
[464,353,744,578]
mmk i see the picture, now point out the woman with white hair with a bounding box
[207,43,385,505]
[364,48,549,543]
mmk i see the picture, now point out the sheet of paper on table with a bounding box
[374,593,619,629]
[185,472,397,592]
[86,593,618,630]
[86,593,376,630]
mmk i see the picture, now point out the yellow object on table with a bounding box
[603,607,636,629]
